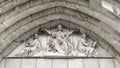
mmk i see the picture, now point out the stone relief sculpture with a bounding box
[43,25,75,55]
[15,24,97,57]
[77,33,97,57]
[15,33,43,57]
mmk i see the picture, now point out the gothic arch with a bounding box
[0,0,120,63]
[0,13,119,62]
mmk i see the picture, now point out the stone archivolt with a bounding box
[0,0,120,62]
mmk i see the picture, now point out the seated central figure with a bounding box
[43,25,74,54]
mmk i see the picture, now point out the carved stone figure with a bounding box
[43,25,74,54]
[15,33,42,57]
[77,33,97,56]
[14,25,99,57]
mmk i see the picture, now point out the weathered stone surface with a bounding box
[25,22,38,30]
[44,8,55,16]
[101,8,116,19]
[0,41,5,53]
[0,54,3,62]
[17,0,29,5]
[111,40,120,52]
[1,1,120,36]
[98,38,109,50]
[100,22,113,33]
[27,5,43,15]
[107,45,118,57]
[114,59,120,68]
[0,40,9,47]
[0,0,120,63]
[89,31,100,41]
[5,32,18,43]
[19,16,32,26]
[53,59,67,68]
[15,26,28,36]
[99,59,114,68]
[3,10,30,28]
[43,0,53,3]
[0,2,16,13]
[0,13,120,63]
[116,54,120,63]
[83,59,99,68]
[8,23,20,33]
[0,1,4,7]
[68,59,83,68]
[3,16,17,27]
[2,42,18,57]
[89,0,102,12]
[31,11,43,20]
[18,2,30,12]
[30,0,42,7]
[96,45,112,57]
[59,19,69,27]
[4,7,18,20]
[64,8,77,16]
[20,31,31,41]
[80,26,90,35]
[30,27,39,36]
[88,17,100,26]
[100,22,120,41]
[0,0,29,15]
[0,29,10,40]
[78,0,89,7]
[55,7,64,13]
[66,0,77,3]
[5,59,21,68]
[0,24,6,33]
[0,15,3,24]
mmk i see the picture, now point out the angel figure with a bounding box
[15,33,43,57]
[77,33,97,56]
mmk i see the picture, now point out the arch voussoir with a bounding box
[0,1,120,35]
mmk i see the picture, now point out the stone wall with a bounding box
[0,58,119,68]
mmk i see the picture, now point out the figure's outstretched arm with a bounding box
[68,30,75,36]
[42,29,52,35]
[64,30,75,37]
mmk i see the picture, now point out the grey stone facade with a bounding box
[0,0,120,65]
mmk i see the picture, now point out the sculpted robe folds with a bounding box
[14,25,98,57]
[44,25,74,54]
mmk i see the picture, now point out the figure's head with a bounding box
[34,33,39,39]
[82,33,86,38]
[57,24,62,31]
